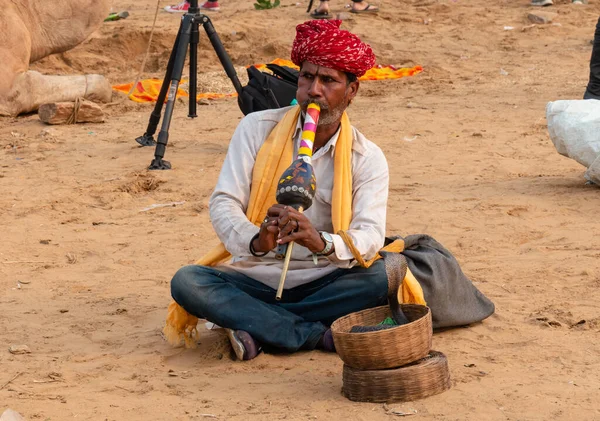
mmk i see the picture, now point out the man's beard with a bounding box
[301,97,348,126]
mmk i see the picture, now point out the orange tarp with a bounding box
[111,80,238,104]
[254,58,424,81]
[112,59,423,103]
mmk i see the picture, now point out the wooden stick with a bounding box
[276,206,304,301]
[276,242,295,301]
[1,372,22,390]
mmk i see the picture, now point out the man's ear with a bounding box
[347,80,359,103]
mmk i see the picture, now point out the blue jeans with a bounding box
[170,260,388,352]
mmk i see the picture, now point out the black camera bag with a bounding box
[238,64,299,115]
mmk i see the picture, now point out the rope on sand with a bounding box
[127,0,161,97]
[66,97,82,124]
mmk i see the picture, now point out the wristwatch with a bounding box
[317,231,335,256]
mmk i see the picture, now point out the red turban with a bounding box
[291,19,375,77]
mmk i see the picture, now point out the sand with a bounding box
[2,0,600,419]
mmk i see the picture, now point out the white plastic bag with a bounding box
[546,99,600,184]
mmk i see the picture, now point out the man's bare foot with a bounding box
[310,0,330,18]
[314,1,329,14]
[351,1,379,12]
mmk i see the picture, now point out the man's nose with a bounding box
[307,79,323,98]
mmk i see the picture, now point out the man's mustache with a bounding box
[301,98,329,110]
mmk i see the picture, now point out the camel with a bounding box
[0,0,113,116]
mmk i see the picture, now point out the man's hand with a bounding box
[251,206,282,253]
[274,205,326,253]
[252,204,327,254]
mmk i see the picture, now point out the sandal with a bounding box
[310,9,331,19]
[226,329,261,361]
[350,3,379,13]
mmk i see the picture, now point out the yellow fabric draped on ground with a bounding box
[163,106,425,348]
[112,59,423,103]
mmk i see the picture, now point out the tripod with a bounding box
[136,0,243,170]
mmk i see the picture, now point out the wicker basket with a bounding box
[342,351,451,403]
[330,304,432,370]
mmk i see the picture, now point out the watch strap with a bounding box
[317,231,334,256]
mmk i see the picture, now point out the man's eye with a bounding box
[301,73,314,80]
[322,77,334,83]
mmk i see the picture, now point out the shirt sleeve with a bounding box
[326,145,389,268]
[209,113,274,257]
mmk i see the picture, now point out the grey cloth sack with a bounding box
[381,234,495,329]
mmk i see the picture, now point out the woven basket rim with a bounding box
[331,304,431,335]
[343,350,446,373]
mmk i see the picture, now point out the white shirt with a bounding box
[209,106,389,290]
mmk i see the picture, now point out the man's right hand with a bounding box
[251,204,287,253]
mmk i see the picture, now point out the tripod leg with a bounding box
[149,15,194,170]
[201,16,244,96]
[136,31,182,147]
[188,19,199,118]
[585,17,600,100]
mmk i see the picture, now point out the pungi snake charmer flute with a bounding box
[274,103,321,300]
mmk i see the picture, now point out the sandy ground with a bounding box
[2,0,600,419]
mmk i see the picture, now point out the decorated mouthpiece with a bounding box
[275,103,321,211]
[297,103,321,160]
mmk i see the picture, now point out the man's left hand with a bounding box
[275,206,325,254]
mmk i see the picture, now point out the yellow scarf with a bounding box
[163,106,425,348]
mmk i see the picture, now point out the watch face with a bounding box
[321,232,333,243]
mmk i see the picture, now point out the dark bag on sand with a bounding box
[238,64,299,115]
[380,234,495,329]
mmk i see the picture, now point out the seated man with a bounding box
[584,16,600,100]
[167,20,389,360]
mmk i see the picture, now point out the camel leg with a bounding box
[0,7,31,116]
[0,70,112,117]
